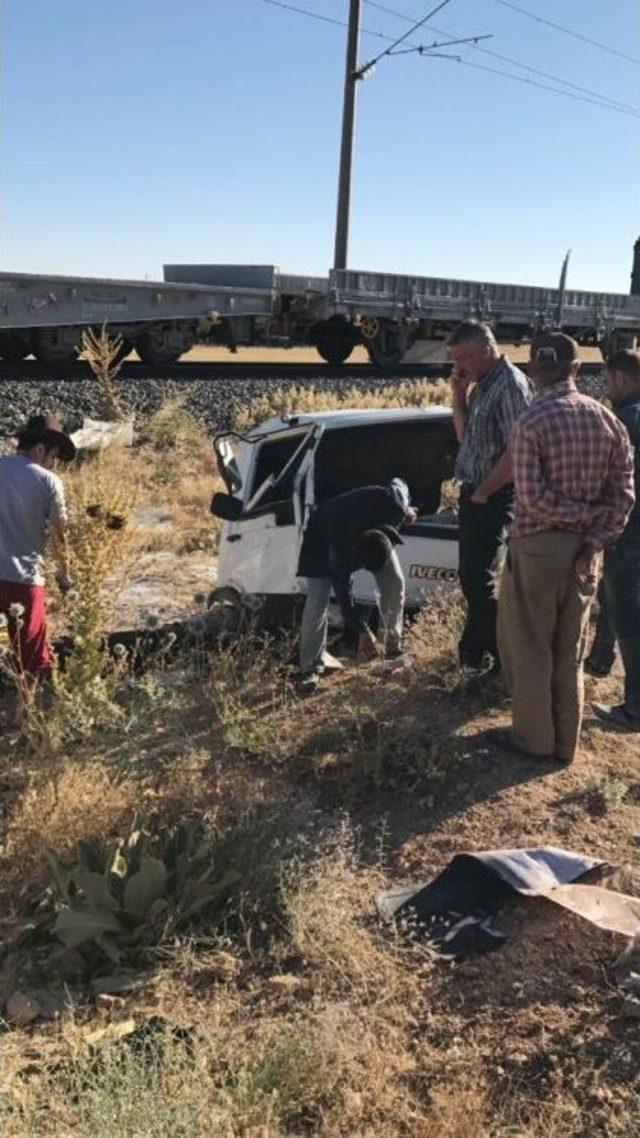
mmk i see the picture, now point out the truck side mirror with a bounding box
[210,492,244,521]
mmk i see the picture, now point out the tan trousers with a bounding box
[498,531,596,762]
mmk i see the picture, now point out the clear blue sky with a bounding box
[2,0,639,291]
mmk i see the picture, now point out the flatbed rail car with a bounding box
[327,267,640,365]
[1,246,638,369]
[0,270,275,366]
[166,251,640,366]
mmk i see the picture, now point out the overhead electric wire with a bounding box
[259,0,458,51]
[363,0,640,115]
[259,0,640,118]
[260,0,388,39]
[494,0,640,66]
[451,55,640,118]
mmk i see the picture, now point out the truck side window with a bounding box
[249,433,307,509]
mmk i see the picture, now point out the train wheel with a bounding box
[135,327,193,366]
[315,338,354,366]
[33,328,80,367]
[367,323,409,368]
[0,332,31,362]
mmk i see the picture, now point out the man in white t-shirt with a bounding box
[0,414,76,678]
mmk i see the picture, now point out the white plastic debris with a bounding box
[71,417,134,452]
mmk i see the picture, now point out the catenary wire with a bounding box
[259,0,640,118]
[363,0,640,115]
[259,0,458,50]
[494,0,640,66]
[451,54,640,118]
[260,0,388,38]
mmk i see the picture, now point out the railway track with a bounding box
[0,358,606,383]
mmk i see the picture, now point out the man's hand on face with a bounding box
[358,628,383,662]
[450,367,471,400]
[56,571,73,596]
[574,546,599,591]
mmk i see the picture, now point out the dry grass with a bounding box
[2,397,640,1137]
[135,398,224,555]
[1,761,138,891]
[233,377,450,431]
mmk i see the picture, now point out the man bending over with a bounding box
[297,478,416,689]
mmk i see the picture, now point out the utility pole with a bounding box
[333,0,361,271]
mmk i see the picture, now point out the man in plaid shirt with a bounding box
[450,320,532,669]
[498,332,634,764]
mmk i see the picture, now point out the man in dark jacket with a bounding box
[297,478,416,687]
[594,349,640,730]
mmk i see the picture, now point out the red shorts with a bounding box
[0,580,53,677]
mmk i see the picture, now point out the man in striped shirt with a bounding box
[498,333,634,764]
[450,320,532,669]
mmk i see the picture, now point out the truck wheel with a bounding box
[136,327,193,366]
[0,332,31,362]
[315,339,354,366]
[33,328,80,366]
[367,324,408,368]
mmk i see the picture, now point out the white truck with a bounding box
[209,406,458,630]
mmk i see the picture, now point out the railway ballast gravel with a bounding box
[0,368,605,440]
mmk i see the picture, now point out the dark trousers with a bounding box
[458,484,514,668]
[604,540,640,718]
[586,579,616,674]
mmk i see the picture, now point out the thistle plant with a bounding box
[56,455,139,734]
[81,324,126,420]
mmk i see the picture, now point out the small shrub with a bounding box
[143,397,209,453]
[593,774,629,814]
[207,628,293,759]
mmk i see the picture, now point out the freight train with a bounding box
[1,239,638,367]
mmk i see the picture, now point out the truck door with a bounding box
[214,424,322,602]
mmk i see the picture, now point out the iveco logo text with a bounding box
[409,565,458,582]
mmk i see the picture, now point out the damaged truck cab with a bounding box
[210,408,459,628]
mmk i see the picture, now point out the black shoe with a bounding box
[386,646,405,661]
[592,703,640,732]
[484,728,555,762]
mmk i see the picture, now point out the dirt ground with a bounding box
[178,343,605,365]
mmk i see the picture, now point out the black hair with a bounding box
[17,431,59,454]
[607,348,640,385]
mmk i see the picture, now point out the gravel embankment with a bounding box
[0,370,605,440]
[0,375,421,438]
